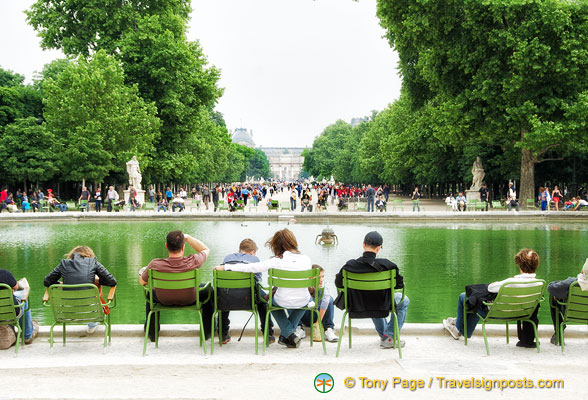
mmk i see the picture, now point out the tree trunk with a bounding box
[520,147,535,205]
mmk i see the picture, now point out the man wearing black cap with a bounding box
[335,231,409,348]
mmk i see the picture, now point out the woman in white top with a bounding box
[215,228,311,348]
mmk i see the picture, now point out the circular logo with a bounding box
[314,373,334,393]
[343,377,356,388]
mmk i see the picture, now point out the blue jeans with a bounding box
[290,198,296,211]
[367,197,375,212]
[14,291,33,340]
[455,292,489,338]
[157,205,167,212]
[299,296,335,329]
[412,200,420,212]
[372,292,409,340]
[271,299,305,338]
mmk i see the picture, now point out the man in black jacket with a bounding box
[335,231,409,349]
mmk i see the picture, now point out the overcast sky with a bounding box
[0,0,401,148]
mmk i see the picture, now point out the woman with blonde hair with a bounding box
[214,229,312,348]
[44,246,117,333]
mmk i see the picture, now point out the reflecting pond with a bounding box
[0,220,586,326]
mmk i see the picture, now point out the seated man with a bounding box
[129,195,140,211]
[171,194,185,212]
[445,193,457,211]
[337,197,347,211]
[443,249,542,348]
[0,270,38,345]
[316,191,327,211]
[335,231,409,349]
[507,182,520,211]
[139,231,213,342]
[219,239,274,344]
[547,260,588,345]
[47,192,67,212]
[573,196,588,211]
[296,265,338,343]
[78,186,91,212]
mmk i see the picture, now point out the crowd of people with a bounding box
[2,228,585,352]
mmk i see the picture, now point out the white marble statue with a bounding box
[470,156,485,191]
[126,156,142,190]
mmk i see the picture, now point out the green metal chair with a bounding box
[550,281,588,353]
[78,200,90,212]
[188,200,201,212]
[43,283,116,349]
[217,200,229,211]
[392,199,404,212]
[464,280,545,355]
[355,202,368,211]
[235,199,245,212]
[143,269,210,356]
[259,268,326,355]
[336,270,403,358]
[268,200,279,211]
[491,200,505,210]
[280,201,292,212]
[211,270,260,355]
[143,202,155,211]
[0,283,26,354]
[65,201,76,211]
[40,199,51,212]
[526,199,537,210]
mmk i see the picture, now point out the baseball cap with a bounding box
[363,231,383,247]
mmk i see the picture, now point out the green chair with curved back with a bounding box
[143,268,210,356]
[78,200,90,212]
[259,268,326,355]
[211,270,260,355]
[335,270,404,358]
[550,281,588,353]
[464,280,545,355]
[43,283,117,349]
[0,283,26,354]
[526,199,537,210]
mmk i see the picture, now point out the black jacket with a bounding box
[44,253,117,287]
[335,251,404,318]
[465,284,496,313]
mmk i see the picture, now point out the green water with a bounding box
[0,220,586,326]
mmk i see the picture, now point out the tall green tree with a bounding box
[377,0,588,201]
[43,51,160,184]
[0,117,57,188]
[247,149,271,180]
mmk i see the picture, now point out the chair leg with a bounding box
[143,311,153,356]
[316,310,327,355]
[197,310,207,355]
[254,310,259,355]
[154,312,159,348]
[393,312,402,359]
[103,321,108,348]
[336,311,348,358]
[559,322,565,353]
[62,323,66,346]
[263,310,271,355]
[482,322,490,355]
[505,322,509,344]
[50,323,56,350]
[529,320,540,353]
[348,315,352,349]
[463,308,468,346]
[210,311,217,355]
[14,325,21,355]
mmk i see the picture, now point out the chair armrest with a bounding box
[107,286,117,302]
[42,288,50,304]
[199,281,212,304]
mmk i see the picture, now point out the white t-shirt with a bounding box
[226,251,312,308]
[487,273,542,293]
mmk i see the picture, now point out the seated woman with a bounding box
[44,246,117,333]
[4,194,18,213]
[30,191,40,212]
[157,198,168,212]
[47,191,67,212]
[443,249,542,347]
[214,228,312,348]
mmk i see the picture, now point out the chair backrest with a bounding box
[0,283,18,326]
[213,270,256,311]
[267,268,321,305]
[147,268,202,307]
[47,284,104,324]
[563,281,588,324]
[341,270,396,313]
[485,280,545,321]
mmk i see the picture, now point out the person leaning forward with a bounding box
[335,231,409,349]
[139,230,213,342]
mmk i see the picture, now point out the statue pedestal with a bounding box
[124,189,145,205]
[465,189,479,202]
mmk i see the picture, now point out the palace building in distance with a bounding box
[230,128,306,181]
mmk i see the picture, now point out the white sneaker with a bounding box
[324,328,338,343]
[443,319,461,340]
[446,317,456,326]
[87,324,98,334]
[295,325,306,339]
